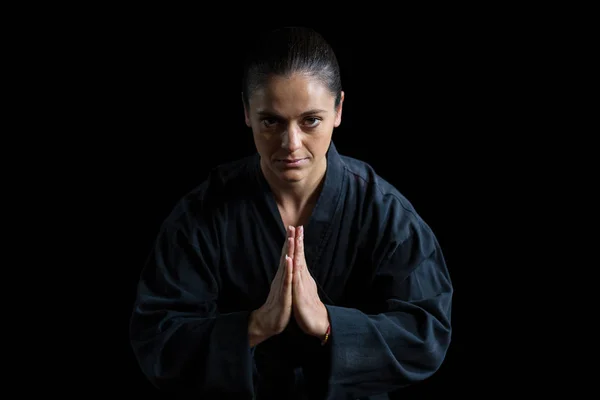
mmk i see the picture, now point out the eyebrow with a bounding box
[257,109,328,117]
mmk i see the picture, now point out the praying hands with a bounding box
[291,225,330,338]
[248,225,330,347]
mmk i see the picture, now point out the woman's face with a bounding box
[244,73,344,185]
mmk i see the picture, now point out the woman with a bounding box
[129,26,453,399]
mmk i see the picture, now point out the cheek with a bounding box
[259,131,277,140]
[307,130,332,149]
[251,120,277,139]
[255,130,279,146]
[253,130,279,152]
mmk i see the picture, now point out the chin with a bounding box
[277,170,306,182]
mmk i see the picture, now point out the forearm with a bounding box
[322,298,451,397]
[131,309,257,395]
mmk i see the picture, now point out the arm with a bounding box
[327,241,452,397]
[305,218,453,399]
[129,218,258,397]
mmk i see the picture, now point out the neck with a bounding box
[261,157,327,212]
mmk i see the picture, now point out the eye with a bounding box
[261,118,278,128]
[304,117,321,128]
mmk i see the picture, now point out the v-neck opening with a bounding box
[252,143,345,272]
[253,154,326,238]
[250,143,345,302]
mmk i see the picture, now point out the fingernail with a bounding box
[285,254,290,260]
[300,226,304,234]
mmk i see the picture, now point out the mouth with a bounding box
[276,157,308,167]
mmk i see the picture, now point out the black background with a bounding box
[117,24,490,396]
[40,11,573,397]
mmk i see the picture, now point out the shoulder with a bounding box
[339,154,433,244]
[340,154,418,216]
[163,154,257,232]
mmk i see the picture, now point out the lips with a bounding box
[276,157,308,167]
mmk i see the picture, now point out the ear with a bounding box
[334,91,344,128]
[242,92,251,127]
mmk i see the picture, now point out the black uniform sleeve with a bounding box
[318,202,453,399]
[129,215,257,398]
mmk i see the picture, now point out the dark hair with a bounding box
[242,26,342,108]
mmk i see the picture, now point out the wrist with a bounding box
[248,309,271,347]
[313,304,330,339]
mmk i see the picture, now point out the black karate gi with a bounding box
[129,142,453,399]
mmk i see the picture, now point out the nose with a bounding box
[280,125,302,152]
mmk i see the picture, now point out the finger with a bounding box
[293,258,302,294]
[295,225,302,241]
[286,255,294,287]
[295,226,305,271]
[279,226,294,264]
[292,257,299,294]
[282,254,293,295]
[287,233,295,260]
[279,235,289,265]
[273,238,290,290]
[278,237,294,287]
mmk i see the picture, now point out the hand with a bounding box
[292,226,330,338]
[249,226,295,345]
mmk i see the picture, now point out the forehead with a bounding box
[249,73,335,114]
